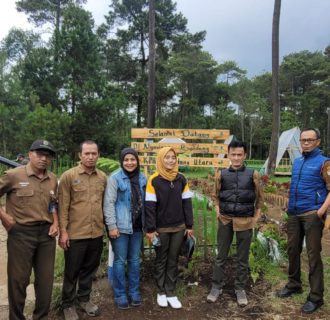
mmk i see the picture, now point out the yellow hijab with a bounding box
[156,147,178,182]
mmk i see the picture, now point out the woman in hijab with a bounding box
[145,147,194,309]
[103,148,147,309]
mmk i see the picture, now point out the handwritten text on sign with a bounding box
[131,128,229,140]
[139,156,230,168]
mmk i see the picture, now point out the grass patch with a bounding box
[184,168,210,179]
[51,284,62,309]
[322,255,330,305]
[262,252,330,314]
[263,261,288,285]
[54,248,65,281]
[271,176,291,183]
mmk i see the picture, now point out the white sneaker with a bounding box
[63,306,79,320]
[207,288,222,303]
[167,296,182,309]
[157,294,168,307]
[235,289,248,307]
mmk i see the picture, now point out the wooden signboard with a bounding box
[131,142,227,154]
[131,128,229,140]
[139,156,230,168]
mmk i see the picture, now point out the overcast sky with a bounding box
[1,0,330,77]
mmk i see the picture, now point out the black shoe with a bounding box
[131,299,142,307]
[117,302,129,310]
[277,286,303,298]
[302,300,323,314]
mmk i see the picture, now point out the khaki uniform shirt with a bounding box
[0,163,58,224]
[214,168,264,231]
[58,164,107,239]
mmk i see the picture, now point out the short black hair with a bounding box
[228,140,247,153]
[300,128,320,139]
[79,140,99,153]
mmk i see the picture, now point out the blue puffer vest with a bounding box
[288,148,328,215]
[111,169,147,233]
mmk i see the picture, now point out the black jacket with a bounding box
[145,172,193,232]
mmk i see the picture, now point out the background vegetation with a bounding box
[0,0,329,161]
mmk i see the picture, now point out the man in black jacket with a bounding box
[207,140,263,307]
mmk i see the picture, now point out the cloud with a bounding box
[1,0,329,78]
[175,0,330,76]
[0,3,30,40]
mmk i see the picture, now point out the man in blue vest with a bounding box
[207,140,263,307]
[277,128,330,314]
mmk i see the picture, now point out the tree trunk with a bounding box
[54,0,61,63]
[147,0,156,128]
[267,0,281,175]
[249,123,253,159]
[137,30,147,127]
[240,110,245,142]
[137,95,143,127]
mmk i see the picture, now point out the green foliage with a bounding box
[182,168,210,179]
[54,249,65,281]
[281,211,289,222]
[24,104,72,151]
[0,164,7,176]
[96,157,120,175]
[51,285,62,310]
[16,0,87,27]
[99,237,109,276]
[262,224,288,258]
[2,28,40,63]
[264,184,277,193]
[249,233,273,283]
[262,224,280,241]
[52,157,76,176]
[192,196,217,257]
[0,1,328,159]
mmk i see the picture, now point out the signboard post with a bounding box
[131,128,230,172]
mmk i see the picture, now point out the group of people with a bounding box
[206,129,330,315]
[0,140,193,320]
[0,127,329,320]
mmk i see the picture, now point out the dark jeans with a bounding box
[286,213,324,303]
[154,230,185,297]
[211,221,252,290]
[7,223,56,320]
[62,236,103,309]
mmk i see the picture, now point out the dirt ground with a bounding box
[70,195,330,320]
[47,257,329,320]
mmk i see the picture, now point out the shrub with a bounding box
[96,157,120,175]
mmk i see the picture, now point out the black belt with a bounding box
[25,221,51,226]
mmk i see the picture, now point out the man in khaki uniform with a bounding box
[58,140,106,320]
[0,140,58,320]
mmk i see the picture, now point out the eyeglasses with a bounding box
[299,138,319,144]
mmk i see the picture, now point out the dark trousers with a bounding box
[7,223,56,320]
[61,236,103,309]
[211,221,252,290]
[154,230,185,297]
[286,214,324,303]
